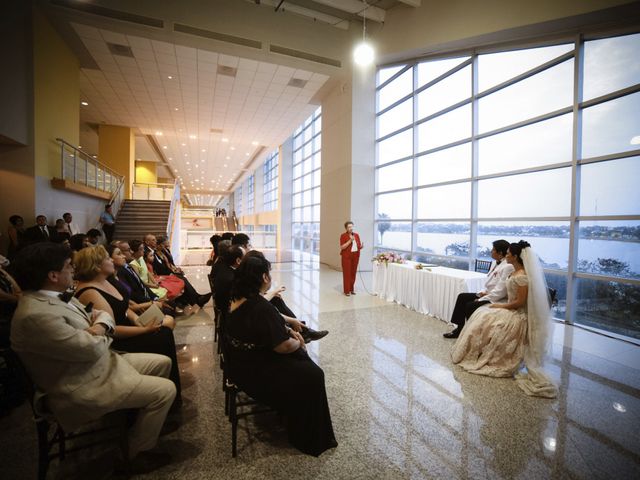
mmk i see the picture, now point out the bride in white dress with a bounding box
[451,241,557,398]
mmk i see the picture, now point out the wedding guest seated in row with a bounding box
[73,245,183,408]
[10,243,176,469]
[127,240,168,300]
[25,215,55,244]
[128,239,184,302]
[206,234,222,266]
[144,234,211,308]
[7,215,25,260]
[87,228,102,245]
[451,241,557,398]
[54,219,71,243]
[231,233,251,254]
[62,212,80,236]
[226,254,337,456]
[443,239,514,339]
[69,233,90,252]
[0,265,21,347]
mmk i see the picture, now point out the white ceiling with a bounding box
[73,22,329,201]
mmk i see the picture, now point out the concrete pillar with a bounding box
[98,125,135,199]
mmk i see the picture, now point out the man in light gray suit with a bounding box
[10,243,176,468]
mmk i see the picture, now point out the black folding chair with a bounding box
[474,259,492,273]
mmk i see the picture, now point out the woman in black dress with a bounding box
[73,245,182,405]
[226,255,337,456]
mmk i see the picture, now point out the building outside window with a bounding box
[263,149,279,211]
[292,107,322,257]
[374,31,640,340]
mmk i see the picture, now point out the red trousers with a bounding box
[341,251,360,294]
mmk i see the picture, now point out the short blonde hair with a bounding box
[73,245,110,281]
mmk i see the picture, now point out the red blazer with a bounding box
[340,232,362,256]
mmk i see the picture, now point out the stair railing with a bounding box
[56,138,124,194]
[132,182,175,201]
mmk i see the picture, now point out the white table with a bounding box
[372,261,487,322]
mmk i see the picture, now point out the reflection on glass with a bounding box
[412,253,469,269]
[377,129,413,165]
[478,221,570,270]
[478,114,573,175]
[578,221,640,277]
[377,191,412,219]
[478,168,572,218]
[378,65,406,86]
[543,271,567,320]
[378,69,413,111]
[377,159,412,192]
[580,157,640,216]
[575,277,640,340]
[376,221,412,251]
[415,222,470,256]
[417,65,471,119]
[417,143,471,186]
[378,98,413,138]
[581,92,640,159]
[417,183,470,219]
[417,56,469,87]
[417,104,471,152]
[478,43,573,92]
[479,59,573,133]
[583,33,640,101]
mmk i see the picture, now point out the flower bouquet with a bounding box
[372,251,405,265]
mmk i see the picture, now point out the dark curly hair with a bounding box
[12,243,73,291]
[231,255,271,300]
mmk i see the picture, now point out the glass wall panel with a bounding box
[378,69,413,111]
[583,33,640,101]
[417,65,471,119]
[378,129,413,165]
[416,222,470,256]
[478,168,572,218]
[376,221,412,251]
[581,92,640,159]
[417,183,471,219]
[378,98,413,138]
[417,143,471,185]
[578,221,640,278]
[378,65,405,86]
[376,191,413,219]
[580,157,640,216]
[478,59,573,133]
[377,160,413,192]
[417,104,471,152]
[417,56,469,87]
[478,114,573,175]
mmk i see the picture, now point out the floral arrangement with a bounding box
[372,251,405,265]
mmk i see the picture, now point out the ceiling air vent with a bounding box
[288,78,308,88]
[217,65,237,77]
[174,23,262,49]
[51,0,163,28]
[210,128,224,134]
[107,43,134,58]
[270,44,341,68]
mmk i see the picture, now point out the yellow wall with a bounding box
[33,9,79,179]
[135,161,158,184]
[99,125,135,199]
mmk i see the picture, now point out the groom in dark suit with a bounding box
[10,243,176,468]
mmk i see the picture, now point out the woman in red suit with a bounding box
[339,221,363,296]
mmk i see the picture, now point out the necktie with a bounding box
[41,226,49,238]
[58,290,74,302]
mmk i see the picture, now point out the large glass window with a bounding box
[375,32,640,340]
[234,185,243,218]
[292,107,321,257]
[246,174,254,215]
[263,149,278,211]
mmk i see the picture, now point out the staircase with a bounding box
[113,200,171,242]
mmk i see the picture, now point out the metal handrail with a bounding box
[167,180,181,261]
[132,182,176,201]
[56,138,124,185]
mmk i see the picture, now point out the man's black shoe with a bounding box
[443,330,460,339]
[304,329,329,342]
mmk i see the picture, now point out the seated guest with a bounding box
[213,245,245,314]
[206,234,222,266]
[25,215,55,244]
[53,219,71,243]
[62,212,80,236]
[244,250,328,343]
[74,246,182,407]
[10,243,176,465]
[69,233,90,252]
[220,232,234,242]
[7,215,26,260]
[0,265,22,347]
[140,246,186,303]
[127,240,168,300]
[231,233,251,254]
[443,239,514,339]
[144,234,211,307]
[210,239,232,280]
[86,228,102,246]
[226,255,337,456]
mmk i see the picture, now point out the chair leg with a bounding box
[229,388,237,457]
[58,426,66,461]
[36,421,50,480]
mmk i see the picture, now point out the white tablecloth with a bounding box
[372,261,487,322]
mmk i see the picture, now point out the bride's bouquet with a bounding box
[372,251,405,265]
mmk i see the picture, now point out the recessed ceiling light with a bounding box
[189,135,197,140]
[230,146,235,151]
[184,154,188,157]
[167,75,173,79]
[186,161,190,165]
[81,101,89,106]
[226,156,230,160]
[201,149,206,153]
[251,141,258,145]
[78,145,82,149]
[181,143,186,146]
[174,107,179,111]
[162,146,167,149]
[155,131,163,136]
[195,164,199,168]
[245,152,250,156]
[169,157,173,160]
[92,155,97,158]
[223,164,227,167]
[222,138,229,143]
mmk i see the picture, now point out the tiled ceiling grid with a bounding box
[73,22,328,200]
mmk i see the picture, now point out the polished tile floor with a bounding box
[1,251,639,479]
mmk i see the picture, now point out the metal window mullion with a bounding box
[574,272,640,286]
[475,106,573,141]
[470,53,480,270]
[579,148,640,165]
[414,98,472,127]
[578,214,640,221]
[565,34,585,325]
[579,82,640,109]
[412,63,419,255]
